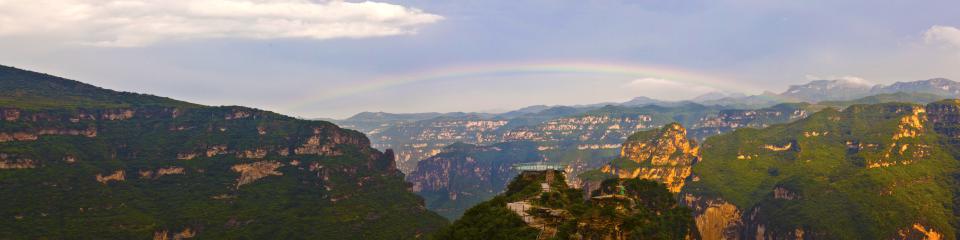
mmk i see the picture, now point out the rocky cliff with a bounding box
[584,123,699,193]
[0,65,447,239]
[434,170,696,240]
[406,142,545,219]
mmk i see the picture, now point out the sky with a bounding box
[1,0,959,118]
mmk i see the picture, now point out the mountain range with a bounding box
[5,63,960,239]
[360,77,957,223]
[336,78,960,173]
[438,101,960,239]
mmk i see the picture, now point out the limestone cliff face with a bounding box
[0,153,35,169]
[600,123,699,193]
[152,227,196,240]
[96,170,125,184]
[231,161,283,187]
[682,194,743,240]
[927,99,960,148]
[406,142,545,219]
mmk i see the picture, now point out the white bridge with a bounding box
[512,162,566,171]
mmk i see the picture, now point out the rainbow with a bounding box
[287,60,746,111]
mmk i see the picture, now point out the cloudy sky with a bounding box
[1,0,959,118]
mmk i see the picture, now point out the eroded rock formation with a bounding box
[683,194,743,240]
[96,170,125,184]
[0,153,35,169]
[600,123,699,193]
[231,161,283,187]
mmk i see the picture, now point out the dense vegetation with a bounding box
[0,65,447,239]
[684,102,960,238]
[435,171,695,239]
[0,65,198,110]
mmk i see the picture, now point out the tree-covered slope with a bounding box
[0,65,198,110]
[0,65,447,239]
[684,102,960,239]
[435,170,695,240]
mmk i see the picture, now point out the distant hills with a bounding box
[334,77,958,174]
[334,77,960,223]
[704,77,960,107]
[338,77,960,125]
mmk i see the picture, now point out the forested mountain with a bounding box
[434,170,696,240]
[684,101,960,239]
[0,65,447,239]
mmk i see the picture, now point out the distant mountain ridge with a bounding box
[711,78,960,106]
[335,78,959,124]
[333,78,956,174]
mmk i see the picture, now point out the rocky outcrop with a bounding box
[896,224,944,240]
[96,170,125,184]
[293,128,367,157]
[683,194,743,240]
[0,153,35,169]
[406,142,545,219]
[867,105,929,169]
[0,127,97,142]
[224,109,251,120]
[927,99,960,148]
[237,148,268,159]
[176,153,198,160]
[63,155,77,164]
[153,227,196,240]
[205,145,228,157]
[0,107,189,123]
[231,161,283,187]
[139,167,186,179]
[600,123,699,192]
[100,109,136,120]
[1,108,20,121]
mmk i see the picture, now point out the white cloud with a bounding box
[924,25,960,49]
[0,0,443,47]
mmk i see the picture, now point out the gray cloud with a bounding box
[0,0,443,47]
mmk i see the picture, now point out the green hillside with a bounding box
[0,65,198,110]
[684,102,960,239]
[0,65,447,239]
[435,170,695,240]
